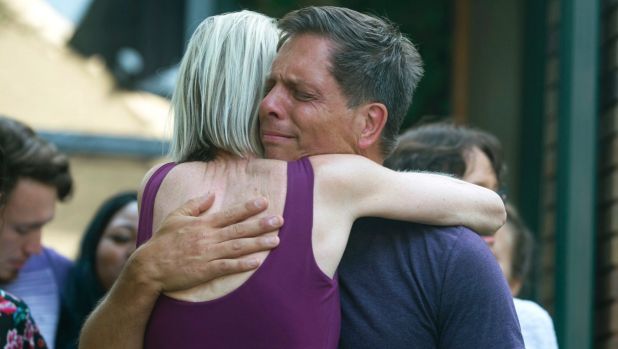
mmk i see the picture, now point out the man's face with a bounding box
[259,34,364,161]
[0,178,56,283]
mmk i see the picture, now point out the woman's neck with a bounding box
[214,150,258,162]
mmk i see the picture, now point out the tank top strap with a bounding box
[137,162,177,247]
[276,156,315,255]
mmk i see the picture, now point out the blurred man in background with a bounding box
[0,116,74,348]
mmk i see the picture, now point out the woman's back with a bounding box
[140,157,342,348]
[150,157,288,301]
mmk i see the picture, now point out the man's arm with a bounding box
[79,195,283,349]
[439,227,524,349]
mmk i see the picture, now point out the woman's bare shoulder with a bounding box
[138,162,177,204]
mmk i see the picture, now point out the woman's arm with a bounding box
[311,154,506,235]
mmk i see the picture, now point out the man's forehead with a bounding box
[269,34,336,86]
[3,178,57,213]
[9,177,57,197]
[273,34,334,66]
[266,68,308,89]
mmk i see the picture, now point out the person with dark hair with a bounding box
[386,122,557,349]
[386,122,506,247]
[0,168,47,349]
[56,192,138,349]
[81,6,521,349]
[0,117,73,203]
[0,129,48,349]
[0,116,74,348]
[385,122,505,192]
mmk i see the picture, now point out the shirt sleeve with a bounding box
[437,227,525,349]
[0,290,48,349]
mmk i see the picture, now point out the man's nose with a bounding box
[260,86,285,120]
[23,231,43,256]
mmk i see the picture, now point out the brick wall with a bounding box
[539,0,560,314]
[597,1,618,347]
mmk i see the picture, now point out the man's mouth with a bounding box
[261,131,294,142]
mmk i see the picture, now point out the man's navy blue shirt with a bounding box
[338,218,524,348]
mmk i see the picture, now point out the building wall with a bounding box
[542,0,618,346]
[467,0,523,206]
[597,1,618,347]
[0,0,170,260]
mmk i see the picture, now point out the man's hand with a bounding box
[132,193,283,293]
[79,194,282,349]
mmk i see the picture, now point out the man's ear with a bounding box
[358,103,388,150]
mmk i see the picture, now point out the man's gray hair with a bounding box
[170,10,279,162]
[278,6,424,157]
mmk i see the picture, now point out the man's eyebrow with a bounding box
[266,74,318,96]
[268,72,303,88]
[14,216,54,230]
[285,78,315,92]
[14,222,45,231]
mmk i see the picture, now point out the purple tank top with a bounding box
[137,158,341,348]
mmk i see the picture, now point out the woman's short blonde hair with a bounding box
[170,10,279,162]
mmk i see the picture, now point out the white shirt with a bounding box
[513,298,559,349]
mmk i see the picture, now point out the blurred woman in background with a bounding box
[56,191,138,349]
[0,119,47,348]
[386,122,558,349]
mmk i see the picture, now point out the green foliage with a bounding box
[341,0,452,129]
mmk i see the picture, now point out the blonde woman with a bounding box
[137,10,505,348]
